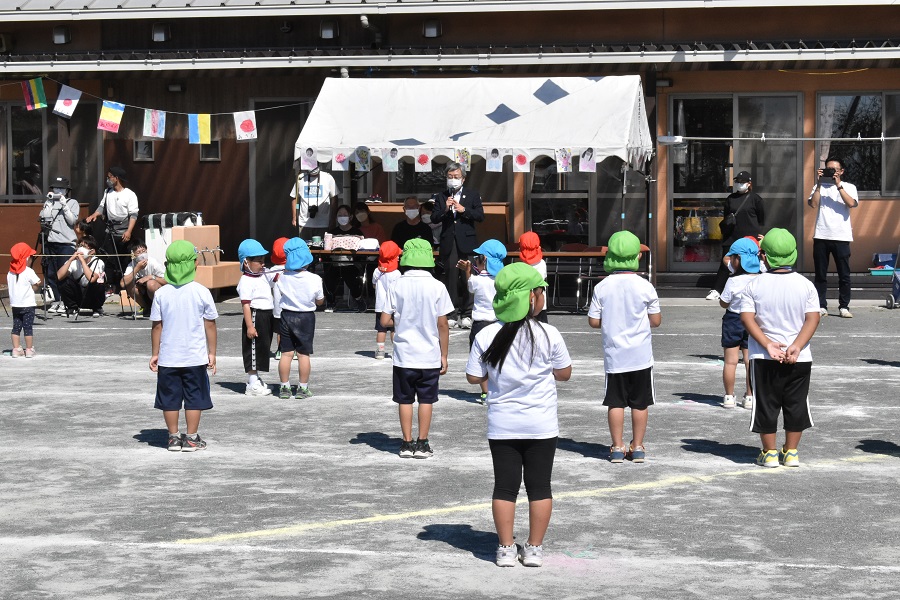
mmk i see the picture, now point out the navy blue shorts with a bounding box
[375,311,394,333]
[721,311,749,349]
[392,366,440,404]
[155,365,213,411]
[468,319,494,347]
[603,366,655,410]
[279,310,315,355]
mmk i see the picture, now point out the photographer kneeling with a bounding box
[39,176,81,313]
[121,239,166,317]
[57,236,107,318]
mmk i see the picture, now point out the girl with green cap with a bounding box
[465,262,572,568]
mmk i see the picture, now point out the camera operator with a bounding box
[289,166,338,241]
[121,239,166,317]
[38,175,81,314]
[85,166,139,294]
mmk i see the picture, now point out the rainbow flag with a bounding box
[21,78,47,110]
[189,113,211,144]
[97,101,125,133]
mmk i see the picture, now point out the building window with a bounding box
[816,94,882,193]
[200,140,221,162]
[134,140,154,162]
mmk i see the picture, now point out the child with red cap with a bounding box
[7,243,42,357]
[372,241,402,359]
[518,232,548,323]
[268,237,289,359]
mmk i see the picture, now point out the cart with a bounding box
[886,245,900,309]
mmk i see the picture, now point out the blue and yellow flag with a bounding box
[189,113,211,144]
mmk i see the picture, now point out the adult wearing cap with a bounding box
[430,162,485,329]
[707,171,765,301]
[289,166,339,241]
[39,175,81,313]
[465,262,572,567]
[807,157,859,318]
[87,166,140,294]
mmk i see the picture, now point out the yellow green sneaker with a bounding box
[756,449,779,468]
[779,447,800,467]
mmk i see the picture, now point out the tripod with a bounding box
[33,204,68,320]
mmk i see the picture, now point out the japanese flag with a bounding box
[233,111,257,142]
[53,85,82,119]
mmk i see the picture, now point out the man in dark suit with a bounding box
[430,162,485,328]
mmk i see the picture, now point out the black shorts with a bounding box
[750,359,813,434]
[468,319,494,347]
[154,365,213,411]
[721,311,749,349]
[603,366,655,410]
[279,310,316,355]
[375,311,394,333]
[392,366,440,404]
[242,308,274,372]
[489,437,557,502]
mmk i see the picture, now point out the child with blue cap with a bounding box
[237,239,274,396]
[718,237,761,409]
[458,239,507,403]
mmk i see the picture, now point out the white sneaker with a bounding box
[459,317,473,329]
[839,307,853,318]
[742,395,754,409]
[448,319,458,328]
[496,544,517,567]
[819,308,828,317]
[705,290,720,301]
[519,542,544,567]
[374,348,385,360]
[722,394,736,408]
[245,380,273,396]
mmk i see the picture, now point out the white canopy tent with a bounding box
[294,75,653,171]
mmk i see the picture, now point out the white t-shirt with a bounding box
[237,273,275,310]
[7,267,40,308]
[289,172,338,229]
[67,255,106,287]
[150,281,218,368]
[276,269,324,312]
[809,181,858,242]
[466,321,571,440]
[467,272,497,322]
[720,273,758,313]
[586,273,660,373]
[740,271,819,362]
[373,269,401,313]
[528,259,548,280]
[98,187,139,228]
[266,265,285,318]
[386,270,455,369]
[124,256,165,280]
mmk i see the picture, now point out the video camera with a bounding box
[46,192,65,202]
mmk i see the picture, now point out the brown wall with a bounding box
[0,204,90,278]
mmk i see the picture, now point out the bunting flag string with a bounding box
[21,78,47,111]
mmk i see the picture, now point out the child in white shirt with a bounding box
[518,231,548,323]
[7,243,41,357]
[372,241,402,360]
[718,237,761,409]
[237,239,275,397]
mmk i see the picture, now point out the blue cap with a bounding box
[238,239,267,267]
[726,237,761,274]
[473,239,507,277]
[284,237,313,270]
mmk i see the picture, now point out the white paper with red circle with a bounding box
[414,149,434,173]
[332,149,351,172]
[232,111,258,142]
[512,149,531,173]
[52,85,82,119]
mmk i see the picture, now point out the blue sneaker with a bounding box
[610,446,626,463]
[626,444,646,463]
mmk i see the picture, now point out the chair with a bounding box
[547,243,589,310]
[575,244,653,312]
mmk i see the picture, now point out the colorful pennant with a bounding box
[21,78,47,111]
[189,113,211,144]
[52,85,81,118]
[233,111,257,142]
[143,109,167,139]
[98,101,125,133]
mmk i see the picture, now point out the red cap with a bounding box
[518,231,543,265]
[271,237,289,266]
[378,240,402,272]
[9,242,36,275]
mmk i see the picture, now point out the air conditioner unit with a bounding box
[0,34,12,54]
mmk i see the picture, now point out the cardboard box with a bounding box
[196,262,241,289]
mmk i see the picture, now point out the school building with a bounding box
[1,0,898,282]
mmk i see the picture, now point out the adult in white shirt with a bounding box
[807,157,859,318]
[289,166,339,241]
[86,166,139,293]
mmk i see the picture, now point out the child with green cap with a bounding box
[740,228,820,468]
[466,262,571,567]
[380,238,454,459]
[587,230,660,463]
[149,240,219,452]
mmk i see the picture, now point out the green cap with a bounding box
[604,230,642,273]
[760,228,797,268]
[400,238,435,268]
[165,240,197,285]
[492,262,547,323]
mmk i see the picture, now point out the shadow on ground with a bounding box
[689,354,725,362]
[671,392,723,407]
[350,431,401,454]
[860,358,900,368]
[681,438,758,463]
[133,428,169,449]
[417,524,496,562]
[857,439,900,457]
[215,381,246,394]
[441,388,484,404]
[557,437,607,459]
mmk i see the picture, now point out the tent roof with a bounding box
[294,75,652,170]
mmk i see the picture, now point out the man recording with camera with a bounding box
[38,176,81,314]
[86,166,139,296]
[289,166,338,241]
[808,157,859,319]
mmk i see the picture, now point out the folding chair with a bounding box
[547,243,589,311]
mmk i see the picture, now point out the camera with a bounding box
[46,192,64,201]
[308,204,318,219]
[821,168,836,178]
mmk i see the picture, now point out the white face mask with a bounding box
[727,261,735,275]
[78,247,91,257]
[447,178,462,190]
[337,216,350,226]
[421,214,432,224]
[735,182,750,194]
[355,212,368,223]
[405,209,420,220]
[137,252,148,262]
